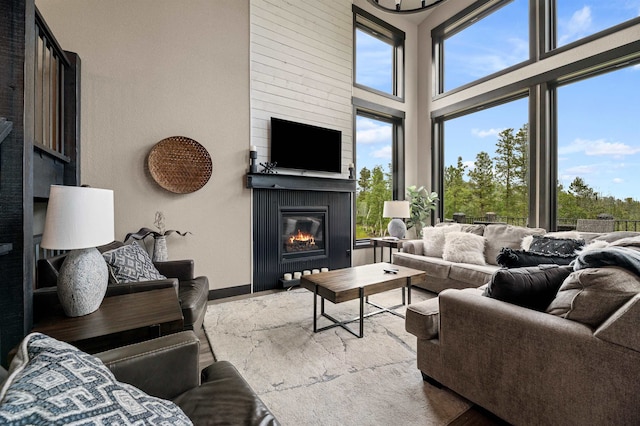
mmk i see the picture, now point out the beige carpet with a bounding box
[204,287,471,425]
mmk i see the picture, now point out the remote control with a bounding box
[383,268,398,274]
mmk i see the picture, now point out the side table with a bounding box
[33,287,184,354]
[371,237,405,263]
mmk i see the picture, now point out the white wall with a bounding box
[36,0,251,291]
[250,0,354,176]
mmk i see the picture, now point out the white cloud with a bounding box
[372,145,392,160]
[613,178,624,184]
[356,118,392,145]
[633,63,640,71]
[463,160,475,170]
[564,165,598,175]
[472,128,504,138]
[558,138,640,158]
[559,6,592,45]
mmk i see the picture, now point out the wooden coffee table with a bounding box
[300,262,426,338]
[33,287,184,353]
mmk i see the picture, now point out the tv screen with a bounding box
[270,118,342,173]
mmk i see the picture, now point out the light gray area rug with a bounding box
[204,287,471,425]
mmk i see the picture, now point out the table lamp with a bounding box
[41,185,115,317]
[383,200,410,239]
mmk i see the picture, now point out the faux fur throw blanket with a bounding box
[574,236,640,277]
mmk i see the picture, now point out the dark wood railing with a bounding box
[447,215,640,232]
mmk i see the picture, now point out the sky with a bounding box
[356,0,640,200]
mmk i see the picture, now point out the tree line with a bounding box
[356,123,640,238]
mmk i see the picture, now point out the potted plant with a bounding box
[405,186,438,238]
[125,211,191,261]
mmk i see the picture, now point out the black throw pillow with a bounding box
[496,247,576,268]
[528,235,585,255]
[482,265,573,311]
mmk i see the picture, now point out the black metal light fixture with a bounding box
[369,0,446,14]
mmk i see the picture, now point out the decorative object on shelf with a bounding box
[368,0,446,13]
[260,162,278,174]
[406,185,439,238]
[249,145,258,173]
[147,136,212,193]
[383,200,411,239]
[41,185,115,317]
[348,162,355,180]
[125,211,191,262]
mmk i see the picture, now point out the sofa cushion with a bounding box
[102,241,167,283]
[546,266,640,327]
[448,262,498,286]
[0,333,192,425]
[483,224,546,266]
[528,235,584,255]
[392,252,451,279]
[422,224,461,257]
[483,265,572,311]
[405,297,440,340]
[496,248,576,267]
[442,232,486,265]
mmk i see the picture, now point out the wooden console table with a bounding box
[33,287,184,353]
[371,237,405,263]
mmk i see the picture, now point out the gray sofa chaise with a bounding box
[405,234,640,425]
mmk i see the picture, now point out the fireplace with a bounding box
[248,174,355,292]
[281,208,327,260]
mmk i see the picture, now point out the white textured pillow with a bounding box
[422,224,461,258]
[442,231,486,265]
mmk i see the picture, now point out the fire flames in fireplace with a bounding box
[286,229,317,252]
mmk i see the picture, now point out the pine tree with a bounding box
[468,151,495,217]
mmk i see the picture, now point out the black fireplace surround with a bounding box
[248,174,355,292]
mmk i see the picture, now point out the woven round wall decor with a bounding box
[147,136,212,194]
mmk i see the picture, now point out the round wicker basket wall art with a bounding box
[147,136,212,194]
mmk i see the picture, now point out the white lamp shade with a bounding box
[41,185,115,250]
[383,200,410,218]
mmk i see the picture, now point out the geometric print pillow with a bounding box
[0,333,192,425]
[102,241,166,283]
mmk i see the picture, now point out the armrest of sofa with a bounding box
[97,331,200,400]
[595,294,640,352]
[400,239,423,255]
[105,278,179,296]
[154,260,194,281]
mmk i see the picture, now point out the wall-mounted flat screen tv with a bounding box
[270,117,342,173]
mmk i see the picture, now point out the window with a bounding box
[354,101,405,241]
[554,1,640,49]
[442,97,529,225]
[353,6,405,99]
[436,0,529,94]
[431,1,640,231]
[556,64,640,229]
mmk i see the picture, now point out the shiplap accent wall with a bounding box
[250,0,353,177]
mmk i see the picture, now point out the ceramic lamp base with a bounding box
[387,218,407,239]
[57,247,108,317]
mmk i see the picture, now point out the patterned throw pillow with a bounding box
[102,241,166,283]
[0,333,192,425]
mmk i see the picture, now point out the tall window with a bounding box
[354,107,404,240]
[556,65,640,228]
[554,1,640,48]
[438,0,529,93]
[443,98,529,224]
[353,6,405,100]
[432,0,640,230]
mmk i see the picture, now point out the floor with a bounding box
[200,290,508,425]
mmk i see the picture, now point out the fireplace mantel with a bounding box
[246,173,355,193]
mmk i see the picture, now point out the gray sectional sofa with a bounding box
[392,223,546,293]
[402,228,640,425]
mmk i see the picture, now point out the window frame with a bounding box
[430,0,640,230]
[432,0,535,97]
[352,97,405,247]
[353,5,406,102]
